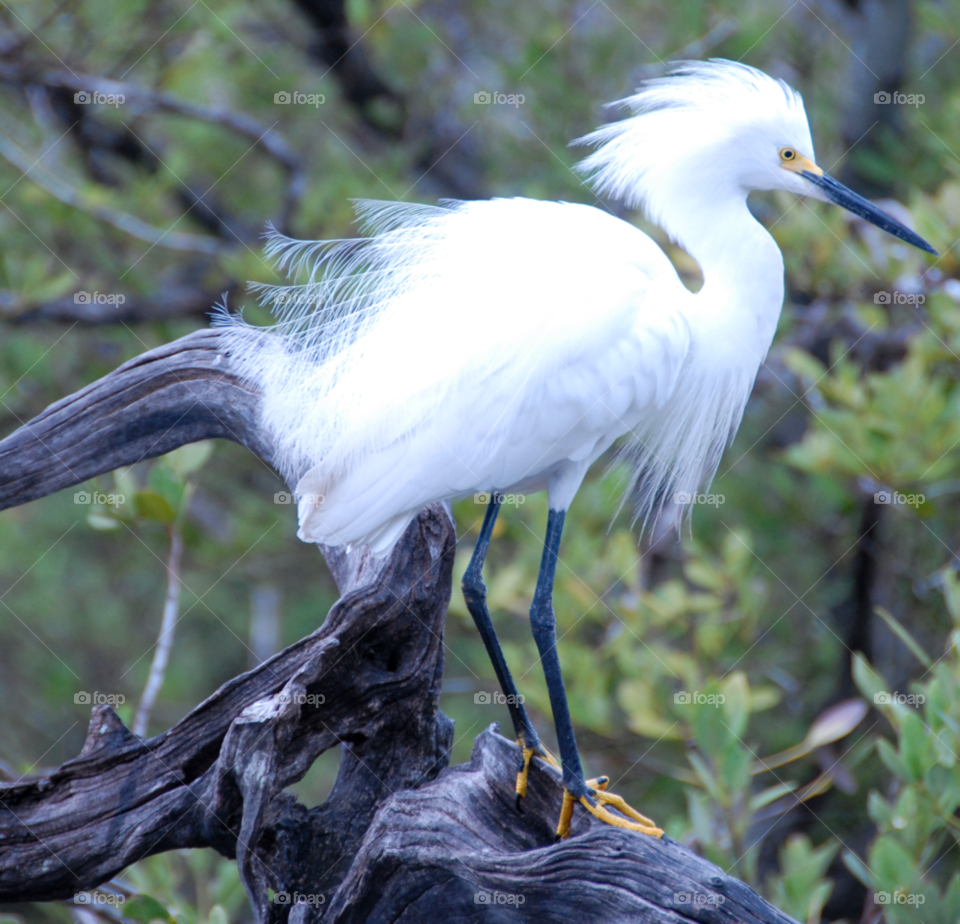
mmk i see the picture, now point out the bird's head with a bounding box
[773,144,935,253]
[575,59,936,256]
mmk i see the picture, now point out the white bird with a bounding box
[221,59,935,839]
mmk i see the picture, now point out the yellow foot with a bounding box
[556,776,663,840]
[515,741,560,804]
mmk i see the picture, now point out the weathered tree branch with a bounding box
[0,329,797,922]
[0,329,270,509]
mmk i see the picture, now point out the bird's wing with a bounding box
[247,197,694,552]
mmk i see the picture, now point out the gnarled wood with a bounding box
[329,729,796,924]
[0,328,271,511]
[0,329,797,923]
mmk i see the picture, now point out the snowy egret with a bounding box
[221,59,935,839]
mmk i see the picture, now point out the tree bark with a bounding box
[0,330,797,923]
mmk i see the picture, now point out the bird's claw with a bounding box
[555,776,663,839]
[514,740,560,811]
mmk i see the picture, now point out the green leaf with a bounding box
[944,873,960,921]
[686,750,723,803]
[687,682,733,756]
[877,738,910,781]
[718,742,752,796]
[750,780,797,812]
[135,490,177,524]
[874,606,932,669]
[684,559,724,592]
[721,671,750,740]
[166,441,213,477]
[841,849,872,888]
[782,346,827,383]
[867,790,894,828]
[748,684,782,713]
[114,466,139,503]
[852,653,891,718]
[618,679,683,739]
[942,569,960,629]
[148,466,184,513]
[869,835,920,893]
[899,710,931,783]
[122,895,176,924]
[203,904,229,924]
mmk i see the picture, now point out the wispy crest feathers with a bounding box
[574,59,809,236]
[221,199,468,485]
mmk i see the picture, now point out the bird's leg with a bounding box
[529,508,663,840]
[461,495,558,811]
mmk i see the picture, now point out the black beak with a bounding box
[801,170,938,256]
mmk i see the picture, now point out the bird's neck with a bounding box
[671,195,785,369]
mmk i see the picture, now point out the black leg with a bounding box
[528,508,590,799]
[461,495,542,754]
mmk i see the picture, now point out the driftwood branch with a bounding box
[0,329,797,922]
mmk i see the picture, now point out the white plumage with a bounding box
[219,59,928,556]
[216,57,936,840]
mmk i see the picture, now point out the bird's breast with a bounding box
[504,311,689,476]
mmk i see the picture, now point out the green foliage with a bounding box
[782,310,960,488]
[86,442,214,531]
[122,850,247,924]
[765,834,840,924]
[845,574,960,924]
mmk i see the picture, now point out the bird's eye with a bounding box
[780,148,797,162]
